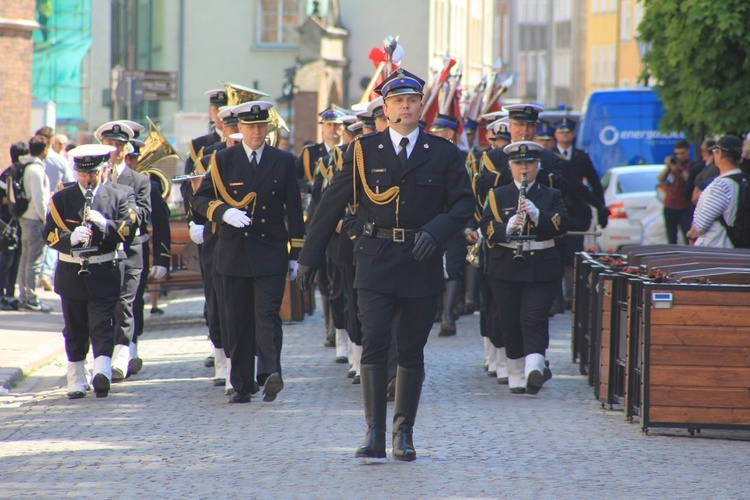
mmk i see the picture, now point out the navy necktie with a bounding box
[250,151,258,171]
[398,137,409,170]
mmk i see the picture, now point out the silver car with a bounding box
[597,165,666,251]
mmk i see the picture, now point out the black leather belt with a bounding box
[373,227,416,242]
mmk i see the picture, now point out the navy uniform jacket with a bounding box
[113,166,151,245]
[107,182,142,270]
[149,178,172,268]
[555,146,606,230]
[193,142,228,251]
[296,142,331,194]
[44,183,136,300]
[193,143,305,277]
[298,128,475,297]
[480,181,569,282]
[183,130,222,222]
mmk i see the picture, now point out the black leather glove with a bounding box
[412,230,438,261]
[296,264,317,292]
[597,206,611,229]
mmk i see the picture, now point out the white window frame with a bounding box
[257,0,302,48]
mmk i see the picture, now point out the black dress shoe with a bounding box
[213,378,226,387]
[509,387,526,394]
[352,374,360,385]
[497,377,509,385]
[227,392,251,403]
[225,387,235,396]
[66,390,86,399]
[262,373,283,402]
[92,373,110,398]
[204,356,215,368]
[334,355,349,364]
[526,369,544,395]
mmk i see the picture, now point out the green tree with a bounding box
[638,0,750,140]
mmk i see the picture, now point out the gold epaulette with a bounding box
[189,141,201,163]
[466,153,477,178]
[302,147,314,182]
[481,151,495,172]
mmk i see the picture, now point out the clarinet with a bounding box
[508,174,535,262]
[513,174,528,262]
[76,183,97,276]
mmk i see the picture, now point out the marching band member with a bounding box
[298,69,474,461]
[193,101,305,404]
[480,141,569,394]
[43,144,136,398]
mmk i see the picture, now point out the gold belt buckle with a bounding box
[392,228,406,243]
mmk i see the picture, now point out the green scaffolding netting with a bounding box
[32,0,92,124]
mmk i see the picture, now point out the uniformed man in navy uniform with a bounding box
[480,141,569,394]
[43,144,137,398]
[298,106,345,348]
[297,69,474,461]
[127,134,172,374]
[553,116,608,310]
[188,107,242,389]
[95,121,154,380]
[194,101,305,404]
[428,113,472,337]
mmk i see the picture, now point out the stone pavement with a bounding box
[0,291,748,498]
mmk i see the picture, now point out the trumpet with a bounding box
[72,183,99,276]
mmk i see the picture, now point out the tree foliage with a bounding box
[638,0,750,140]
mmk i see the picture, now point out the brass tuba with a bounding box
[137,117,182,200]
[221,81,289,147]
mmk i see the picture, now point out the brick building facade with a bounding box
[0,2,37,163]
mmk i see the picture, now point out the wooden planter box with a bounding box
[639,283,750,433]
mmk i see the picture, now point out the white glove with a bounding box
[287,260,299,281]
[522,199,539,225]
[70,226,91,246]
[149,265,168,280]
[189,222,204,245]
[506,214,521,236]
[222,208,251,228]
[86,209,107,231]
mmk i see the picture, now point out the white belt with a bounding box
[59,251,117,265]
[498,240,556,251]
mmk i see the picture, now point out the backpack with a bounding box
[720,172,750,248]
[3,162,30,218]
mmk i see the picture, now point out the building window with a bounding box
[258,0,301,46]
[607,44,616,85]
[621,0,632,41]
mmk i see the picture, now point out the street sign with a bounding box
[120,70,179,102]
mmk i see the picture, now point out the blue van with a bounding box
[576,88,689,178]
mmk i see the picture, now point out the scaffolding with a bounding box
[32,0,92,131]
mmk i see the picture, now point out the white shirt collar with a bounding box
[513,179,536,190]
[242,140,266,164]
[388,127,420,158]
[113,162,126,179]
[78,181,101,198]
[719,167,743,178]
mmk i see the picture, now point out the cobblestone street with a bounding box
[0,293,747,498]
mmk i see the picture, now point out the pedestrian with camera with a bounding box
[657,139,693,244]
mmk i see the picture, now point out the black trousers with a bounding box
[133,242,149,342]
[340,261,362,344]
[114,267,142,346]
[489,279,557,360]
[327,256,347,330]
[220,273,285,395]
[478,269,493,340]
[201,248,223,349]
[357,289,437,370]
[61,295,118,361]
